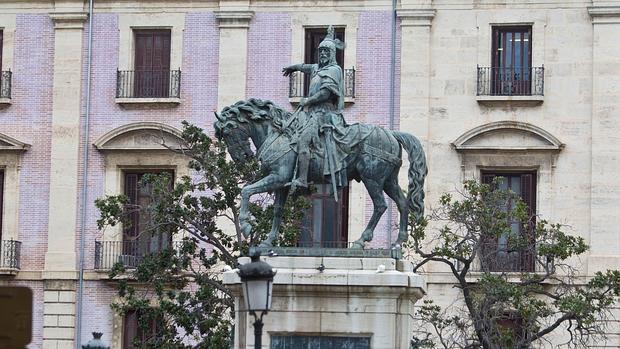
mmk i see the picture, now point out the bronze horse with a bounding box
[214,98,426,248]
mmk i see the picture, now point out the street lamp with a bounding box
[237,252,276,349]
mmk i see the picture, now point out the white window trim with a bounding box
[453,121,563,220]
[0,133,29,241]
[118,13,185,72]
[94,122,189,243]
[476,11,545,70]
[0,14,16,72]
[290,12,358,71]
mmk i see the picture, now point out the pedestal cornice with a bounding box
[396,8,435,27]
[214,10,254,28]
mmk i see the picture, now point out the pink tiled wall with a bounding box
[351,11,402,248]
[79,281,117,345]
[246,12,292,108]
[0,14,55,270]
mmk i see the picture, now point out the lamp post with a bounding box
[82,332,109,349]
[237,252,276,349]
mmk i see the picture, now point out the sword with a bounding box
[324,127,339,202]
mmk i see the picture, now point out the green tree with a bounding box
[406,180,620,349]
[95,122,308,348]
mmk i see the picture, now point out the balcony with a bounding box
[289,67,356,104]
[467,241,553,274]
[94,240,180,270]
[0,240,21,275]
[116,69,181,106]
[0,71,12,106]
[476,66,544,104]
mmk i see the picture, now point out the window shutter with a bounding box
[520,173,536,272]
[123,310,138,349]
[124,173,140,239]
[520,173,535,214]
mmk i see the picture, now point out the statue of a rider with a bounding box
[282,26,347,195]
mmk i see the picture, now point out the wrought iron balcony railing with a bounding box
[116,69,181,99]
[289,68,356,99]
[1,71,12,99]
[467,241,553,274]
[94,240,182,270]
[0,240,22,271]
[477,66,544,96]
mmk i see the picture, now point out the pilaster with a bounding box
[397,8,434,188]
[44,8,87,276]
[587,5,620,273]
[215,6,254,109]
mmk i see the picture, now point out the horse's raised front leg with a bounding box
[352,177,387,249]
[239,174,286,241]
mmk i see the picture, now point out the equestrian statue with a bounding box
[214,26,427,248]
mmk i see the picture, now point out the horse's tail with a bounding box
[392,131,427,221]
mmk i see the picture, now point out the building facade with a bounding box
[0,0,619,348]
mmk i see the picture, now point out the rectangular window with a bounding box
[271,335,370,349]
[123,309,162,349]
[298,184,349,248]
[133,29,171,98]
[481,171,536,272]
[492,26,532,95]
[123,171,173,259]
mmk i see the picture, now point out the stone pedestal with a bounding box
[223,255,426,349]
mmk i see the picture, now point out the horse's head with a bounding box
[214,98,291,162]
[214,110,254,163]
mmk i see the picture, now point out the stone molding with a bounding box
[588,6,620,23]
[0,132,30,151]
[49,12,88,29]
[93,122,184,151]
[396,8,435,27]
[452,121,564,152]
[214,10,254,28]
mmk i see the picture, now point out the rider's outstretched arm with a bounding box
[282,64,314,76]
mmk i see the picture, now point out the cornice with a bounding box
[396,8,435,27]
[49,11,88,29]
[588,6,620,23]
[214,10,254,29]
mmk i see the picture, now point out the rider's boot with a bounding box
[290,152,310,193]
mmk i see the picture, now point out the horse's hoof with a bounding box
[259,240,273,248]
[350,241,364,249]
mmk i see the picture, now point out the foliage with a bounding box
[406,179,620,349]
[95,121,309,348]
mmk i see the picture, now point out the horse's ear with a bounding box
[214,112,224,122]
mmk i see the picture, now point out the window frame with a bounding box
[131,29,172,98]
[121,169,174,256]
[480,171,537,272]
[491,25,533,96]
[122,309,163,349]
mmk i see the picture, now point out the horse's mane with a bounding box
[215,98,291,136]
